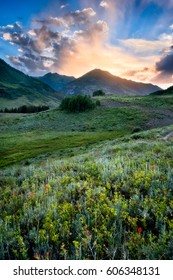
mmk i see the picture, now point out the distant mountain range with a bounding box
[60,69,161,96]
[0,58,163,109]
[37,69,161,96]
[37,72,75,91]
[0,59,62,109]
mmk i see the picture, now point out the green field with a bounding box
[0,94,173,259]
[1,94,173,167]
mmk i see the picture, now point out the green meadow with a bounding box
[0,94,173,259]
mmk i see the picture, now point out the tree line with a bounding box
[0,105,49,114]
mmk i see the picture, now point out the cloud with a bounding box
[123,67,150,76]
[1,23,61,55]
[3,33,12,40]
[119,33,173,84]
[1,4,172,85]
[0,17,160,80]
[74,20,109,44]
[56,42,149,79]
[0,8,108,75]
[156,46,173,75]
[8,51,56,74]
[122,67,157,82]
[0,22,22,32]
[1,22,63,74]
[169,24,173,30]
[100,1,109,8]
[60,4,68,9]
[35,8,96,28]
[119,38,171,56]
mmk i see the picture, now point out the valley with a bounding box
[0,60,173,260]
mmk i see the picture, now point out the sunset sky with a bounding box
[1,0,173,88]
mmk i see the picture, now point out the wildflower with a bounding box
[137,227,143,233]
[151,165,155,172]
[45,184,50,192]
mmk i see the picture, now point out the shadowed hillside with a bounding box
[150,85,173,95]
[61,69,161,96]
[37,72,75,91]
[0,59,63,109]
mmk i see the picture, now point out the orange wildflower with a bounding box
[151,165,155,172]
[45,184,50,191]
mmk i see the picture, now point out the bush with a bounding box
[132,127,143,133]
[93,90,105,96]
[95,100,101,106]
[60,95,96,112]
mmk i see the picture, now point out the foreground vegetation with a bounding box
[0,125,173,259]
[0,94,173,260]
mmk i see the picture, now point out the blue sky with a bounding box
[0,0,173,87]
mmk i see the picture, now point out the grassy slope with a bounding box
[0,59,62,109]
[1,94,173,168]
[0,94,173,260]
[0,123,173,259]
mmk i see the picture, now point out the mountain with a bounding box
[0,59,62,109]
[37,72,75,91]
[150,85,173,95]
[61,69,161,96]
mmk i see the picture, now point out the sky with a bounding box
[0,0,173,88]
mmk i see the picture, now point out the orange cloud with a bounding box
[52,33,156,81]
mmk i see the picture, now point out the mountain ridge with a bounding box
[150,85,173,95]
[0,58,162,110]
[37,72,75,91]
[0,59,62,109]
[60,68,161,96]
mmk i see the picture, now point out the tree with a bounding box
[60,95,96,112]
[93,90,105,96]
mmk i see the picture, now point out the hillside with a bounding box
[0,59,62,109]
[1,92,173,260]
[37,72,75,91]
[0,122,173,259]
[150,85,173,95]
[61,69,161,96]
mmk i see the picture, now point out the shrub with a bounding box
[132,127,143,133]
[93,90,105,96]
[95,100,101,106]
[60,95,95,112]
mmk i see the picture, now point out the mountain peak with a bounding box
[84,68,112,77]
[37,72,76,91]
[61,68,161,96]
